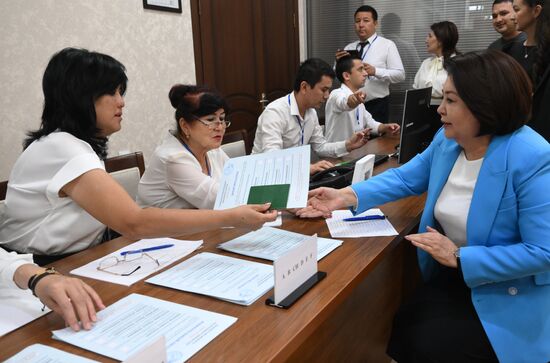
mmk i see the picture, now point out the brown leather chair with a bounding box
[104,152,145,176]
[0,180,7,201]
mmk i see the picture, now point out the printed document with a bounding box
[0,287,50,337]
[146,252,273,305]
[52,293,236,362]
[218,227,342,261]
[214,145,310,209]
[71,238,202,286]
[5,344,99,363]
[326,209,398,238]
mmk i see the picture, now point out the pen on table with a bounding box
[120,244,175,256]
[343,215,386,222]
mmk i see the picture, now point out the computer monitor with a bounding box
[397,87,441,164]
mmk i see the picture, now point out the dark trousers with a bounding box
[387,267,499,363]
[365,96,390,123]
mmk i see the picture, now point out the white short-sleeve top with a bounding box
[137,132,229,209]
[0,132,106,255]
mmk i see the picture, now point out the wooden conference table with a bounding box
[0,135,426,363]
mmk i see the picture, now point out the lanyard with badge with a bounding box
[179,137,211,176]
[355,108,363,132]
[288,94,304,146]
[359,35,378,61]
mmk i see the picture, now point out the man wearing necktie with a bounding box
[336,5,405,123]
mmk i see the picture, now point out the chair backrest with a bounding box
[223,129,250,155]
[109,167,141,200]
[104,152,145,176]
[0,180,7,201]
[104,152,145,200]
[221,140,246,158]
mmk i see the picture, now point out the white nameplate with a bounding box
[273,234,318,304]
[123,335,167,363]
[352,154,375,184]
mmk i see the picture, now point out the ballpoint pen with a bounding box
[120,244,175,256]
[343,215,386,222]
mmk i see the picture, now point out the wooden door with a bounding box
[191,0,300,149]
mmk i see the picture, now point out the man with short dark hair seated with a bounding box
[252,58,369,175]
[325,54,400,143]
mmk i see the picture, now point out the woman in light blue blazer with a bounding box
[298,50,550,363]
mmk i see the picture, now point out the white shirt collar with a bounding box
[288,92,301,118]
[340,83,354,95]
[366,32,378,43]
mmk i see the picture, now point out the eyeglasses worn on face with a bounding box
[193,116,232,130]
[97,252,160,276]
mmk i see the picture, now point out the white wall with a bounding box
[0,0,196,179]
[0,1,309,180]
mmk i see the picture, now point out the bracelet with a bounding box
[28,267,59,297]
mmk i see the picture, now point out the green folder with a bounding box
[247,184,290,210]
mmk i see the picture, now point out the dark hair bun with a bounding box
[168,84,197,109]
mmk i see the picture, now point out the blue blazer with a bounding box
[352,126,550,363]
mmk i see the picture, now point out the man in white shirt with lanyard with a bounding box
[325,53,400,142]
[336,5,405,123]
[252,58,370,175]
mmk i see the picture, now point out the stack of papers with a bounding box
[71,238,202,286]
[0,287,50,337]
[214,145,310,209]
[147,252,273,305]
[326,209,398,238]
[6,344,99,363]
[218,227,342,261]
[51,294,236,362]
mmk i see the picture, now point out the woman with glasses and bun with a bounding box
[138,85,231,209]
[0,49,276,266]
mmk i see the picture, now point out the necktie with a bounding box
[357,41,368,57]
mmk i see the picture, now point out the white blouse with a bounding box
[0,248,32,290]
[0,132,106,255]
[137,132,229,209]
[434,151,483,247]
[413,55,452,106]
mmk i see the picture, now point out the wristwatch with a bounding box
[453,247,460,259]
[453,248,462,271]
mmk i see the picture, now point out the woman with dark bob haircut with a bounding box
[0,48,276,265]
[298,50,550,363]
[137,85,231,209]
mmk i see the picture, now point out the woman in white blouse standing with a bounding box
[413,21,459,108]
[138,85,230,209]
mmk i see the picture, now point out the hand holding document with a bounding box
[147,252,273,305]
[52,294,236,362]
[71,238,203,286]
[5,344,99,363]
[215,145,310,210]
[218,227,342,261]
[326,209,398,238]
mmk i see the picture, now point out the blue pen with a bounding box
[120,244,175,256]
[343,215,385,222]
